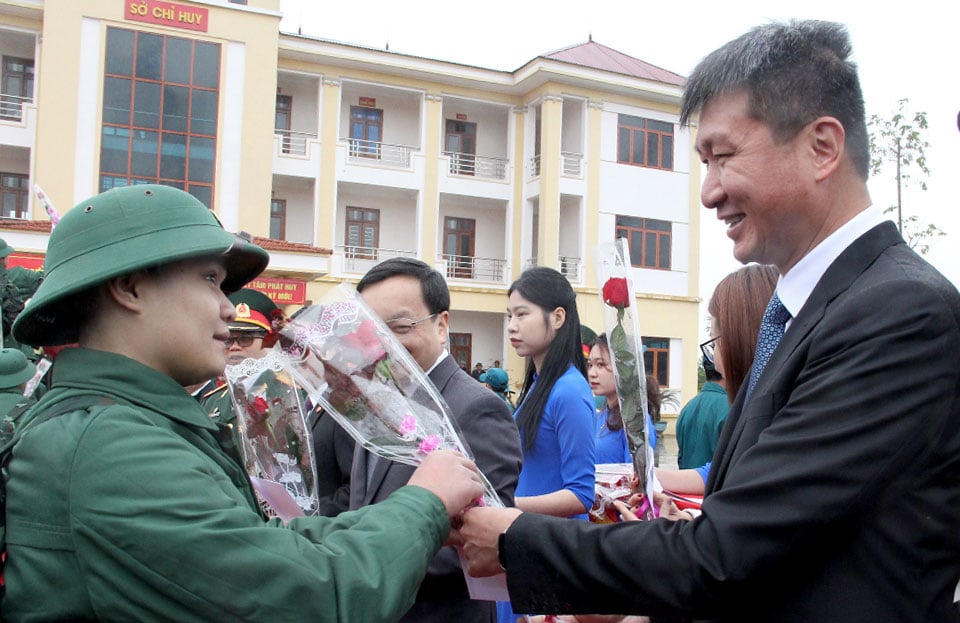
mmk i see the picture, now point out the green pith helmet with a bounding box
[13,184,269,346]
[0,237,13,260]
[580,324,598,346]
[0,347,35,389]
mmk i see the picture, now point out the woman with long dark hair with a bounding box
[498,267,597,622]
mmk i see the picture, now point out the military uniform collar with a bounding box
[50,347,218,431]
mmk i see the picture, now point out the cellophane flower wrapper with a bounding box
[225,349,320,520]
[589,463,635,523]
[596,238,659,520]
[277,283,503,509]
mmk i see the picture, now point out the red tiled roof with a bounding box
[253,236,332,255]
[541,40,685,87]
[0,218,53,233]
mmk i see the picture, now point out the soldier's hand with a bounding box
[408,450,484,519]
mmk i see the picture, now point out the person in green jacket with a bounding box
[0,238,42,359]
[3,184,484,622]
[0,347,35,420]
[0,238,42,302]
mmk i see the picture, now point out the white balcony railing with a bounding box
[337,245,417,273]
[347,138,413,168]
[444,152,508,180]
[529,154,541,178]
[561,151,583,177]
[559,255,582,281]
[0,94,30,122]
[523,256,581,282]
[440,254,507,282]
[525,153,582,178]
[276,129,317,156]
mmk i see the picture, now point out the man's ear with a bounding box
[808,116,845,182]
[104,271,148,313]
[435,310,450,343]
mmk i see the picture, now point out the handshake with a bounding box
[407,449,523,577]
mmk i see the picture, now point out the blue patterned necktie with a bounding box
[746,293,791,398]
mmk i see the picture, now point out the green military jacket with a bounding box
[0,388,31,421]
[5,266,42,302]
[2,348,449,622]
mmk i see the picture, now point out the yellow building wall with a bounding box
[30,0,279,230]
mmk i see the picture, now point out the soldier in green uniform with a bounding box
[2,184,484,622]
[0,348,36,420]
[200,287,287,465]
[200,287,281,426]
[0,238,42,359]
[0,238,42,303]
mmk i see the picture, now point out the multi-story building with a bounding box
[0,0,704,429]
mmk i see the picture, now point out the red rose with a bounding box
[251,396,269,416]
[246,395,271,437]
[602,278,630,308]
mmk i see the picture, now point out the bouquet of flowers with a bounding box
[225,348,319,520]
[589,462,635,524]
[595,238,658,519]
[278,283,503,509]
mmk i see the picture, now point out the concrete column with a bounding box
[316,77,340,249]
[537,94,562,269]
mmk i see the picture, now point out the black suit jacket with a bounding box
[309,407,355,516]
[502,222,960,622]
[351,354,522,623]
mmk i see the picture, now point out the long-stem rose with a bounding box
[596,240,655,520]
[603,277,630,324]
[602,277,630,308]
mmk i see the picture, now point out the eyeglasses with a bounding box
[224,333,265,347]
[386,313,437,335]
[699,336,720,365]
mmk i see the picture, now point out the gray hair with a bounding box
[680,20,869,179]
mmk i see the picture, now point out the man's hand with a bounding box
[408,450,484,519]
[652,492,693,522]
[460,506,523,576]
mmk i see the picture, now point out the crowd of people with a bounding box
[0,17,958,623]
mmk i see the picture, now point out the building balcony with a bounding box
[525,152,583,180]
[272,132,320,179]
[0,94,30,123]
[444,151,508,180]
[561,151,583,177]
[346,138,414,169]
[0,98,36,149]
[276,129,317,157]
[333,245,417,276]
[523,255,583,283]
[529,154,541,178]
[559,255,582,281]
[439,253,507,283]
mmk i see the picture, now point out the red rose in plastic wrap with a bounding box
[246,395,271,437]
[342,319,387,367]
[602,277,630,308]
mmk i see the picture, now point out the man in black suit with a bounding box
[461,20,960,623]
[346,257,522,623]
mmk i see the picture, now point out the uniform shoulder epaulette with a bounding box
[201,382,229,401]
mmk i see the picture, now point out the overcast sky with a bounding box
[279,0,959,337]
